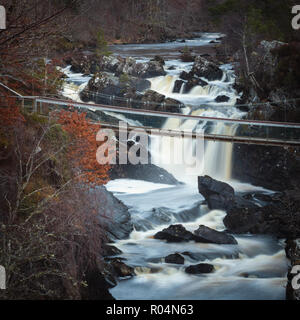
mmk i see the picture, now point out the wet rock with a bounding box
[192,56,223,81]
[179,71,193,81]
[165,253,184,264]
[110,258,135,277]
[194,225,238,245]
[142,89,165,102]
[198,176,235,210]
[89,186,133,240]
[154,224,195,242]
[103,244,123,257]
[232,144,300,192]
[167,65,176,70]
[151,55,165,66]
[185,263,214,274]
[154,224,222,244]
[183,77,208,93]
[215,95,230,103]
[181,251,239,261]
[136,60,166,78]
[164,98,183,113]
[173,80,184,93]
[224,190,300,238]
[109,163,180,185]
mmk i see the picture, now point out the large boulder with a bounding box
[223,190,300,238]
[194,225,238,245]
[185,263,214,274]
[192,56,223,81]
[115,57,166,78]
[198,176,235,210]
[89,186,133,240]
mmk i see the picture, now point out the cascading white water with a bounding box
[61,34,288,300]
[149,65,242,184]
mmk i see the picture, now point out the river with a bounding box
[62,33,288,300]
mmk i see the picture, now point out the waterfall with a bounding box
[149,68,242,184]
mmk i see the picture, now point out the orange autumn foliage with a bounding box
[58,109,111,186]
[0,102,25,127]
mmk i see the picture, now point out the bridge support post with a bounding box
[33,98,37,113]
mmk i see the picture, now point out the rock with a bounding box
[167,65,176,70]
[103,244,123,257]
[141,90,165,106]
[173,80,184,93]
[130,78,151,92]
[194,225,238,245]
[151,55,165,66]
[181,251,239,261]
[224,190,300,238]
[179,71,193,81]
[192,56,223,81]
[109,163,180,185]
[89,186,133,240]
[154,224,195,242]
[198,176,235,210]
[183,77,208,93]
[154,224,225,244]
[232,144,300,192]
[215,95,230,103]
[185,263,214,274]
[165,253,184,264]
[180,48,195,62]
[286,239,300,300]
[136,60,166,78]
[164,98,183,113]
[110,258,135,277]
[81,267,114,300]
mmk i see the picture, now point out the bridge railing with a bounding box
[1,95,300,146]
[34,96,300,146]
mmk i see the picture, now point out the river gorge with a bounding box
[61,33,289,300]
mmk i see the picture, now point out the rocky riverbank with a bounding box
[60,38,299,300]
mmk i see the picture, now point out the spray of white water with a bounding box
[149,65,243,184]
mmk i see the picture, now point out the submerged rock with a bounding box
[185,263,214,274]
[198,176,235,210]
[194,225,238,245]
[215,95,230,103]
[165,253,185,264]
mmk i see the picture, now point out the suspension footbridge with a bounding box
[1,94,300,147]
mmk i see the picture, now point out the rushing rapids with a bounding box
[61,33,288,300]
